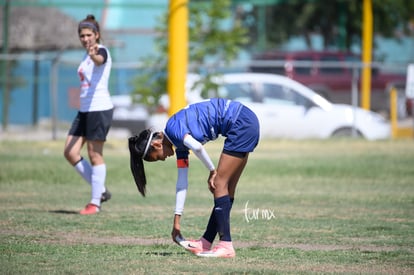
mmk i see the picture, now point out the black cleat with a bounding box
[101,190,112,203]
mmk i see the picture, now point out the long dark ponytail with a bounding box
[128,129,156,196]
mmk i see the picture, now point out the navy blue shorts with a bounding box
[223,106,260,157]
[68,109,113,141]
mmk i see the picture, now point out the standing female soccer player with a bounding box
[64,15,113,215]
[129,98,260,258]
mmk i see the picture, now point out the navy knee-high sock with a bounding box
[215,195,232,241]
[203,197,234,243]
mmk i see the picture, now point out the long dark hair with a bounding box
[128,129,157,196]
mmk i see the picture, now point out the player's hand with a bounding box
[171,214,182,244]
[171,227,182,244]
[87,43,99,57]
[207,170,217,193]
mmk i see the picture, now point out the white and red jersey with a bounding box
[77,44,113,112]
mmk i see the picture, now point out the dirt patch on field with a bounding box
[1,229,411,253]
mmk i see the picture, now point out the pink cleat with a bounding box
[79,203,100,215]
[197,241,235,258]
[176,236,211,255]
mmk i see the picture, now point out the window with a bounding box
[261,83,296,105]
[218,83,254,102]
[261,83,311,107]
[293,57,312,75]
[319,55,343,74]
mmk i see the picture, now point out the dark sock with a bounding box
[213,195,232,242]
[202,208,216,243]
[203,197,234,243]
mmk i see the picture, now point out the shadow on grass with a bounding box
[144,251,187,256]
[49,210,79,215]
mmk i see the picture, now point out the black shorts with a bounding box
[68,109,113,141]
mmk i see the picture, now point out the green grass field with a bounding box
[1,137,413,274]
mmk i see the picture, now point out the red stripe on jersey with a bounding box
[177,159,189,168]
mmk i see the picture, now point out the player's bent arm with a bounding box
[183,135,215,171]
[89,47,107,66]
[173,164,188,241]
[174,167,188,215]
[172,213,182,243]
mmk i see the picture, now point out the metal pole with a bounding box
[50,55,60,140]
[2,0,10,130]
[351,65,359,137]
[390,87,398,139]
[361,0,373,110]
[32,51,40,126]
[167,0,188,116]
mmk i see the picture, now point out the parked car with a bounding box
[249,50,407,115]
[148,73,390,140]
[111,95,148,134]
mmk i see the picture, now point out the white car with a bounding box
[148,73,390,140]
[111,95,149,134]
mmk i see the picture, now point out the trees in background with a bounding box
[131,0,414,110]
[131,0,248,111]
[240,0,414,52]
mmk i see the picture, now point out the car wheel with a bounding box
[331,127,363,138]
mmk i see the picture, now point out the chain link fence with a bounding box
[0,53,410,139]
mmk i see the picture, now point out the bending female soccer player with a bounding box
[128,98,260,258]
